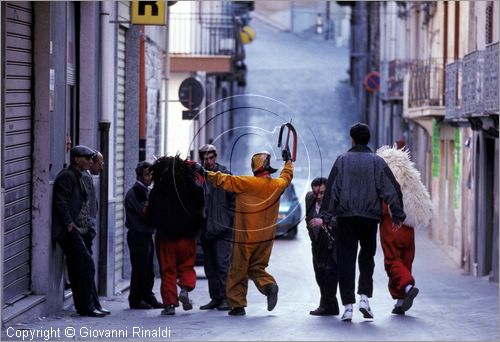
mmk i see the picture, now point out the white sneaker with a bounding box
[359,299,374,319]
[341,307,353,321]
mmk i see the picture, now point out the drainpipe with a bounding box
[139,26,146,161]
[98,0,112,296]
[163,10,169,156]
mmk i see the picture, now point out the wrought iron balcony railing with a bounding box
[445,42,499,122]
[408,58,447,108]
[169,12,237,56]
[445,60,462,120]
[461,49,485,116]
[386,59,413,100]
[483,42,499,114]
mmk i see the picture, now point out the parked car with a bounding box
[275,183,302,239]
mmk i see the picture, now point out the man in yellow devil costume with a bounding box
[206,151,294,316]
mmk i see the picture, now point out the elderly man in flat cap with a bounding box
[312,123,406,322]
[52,145,108,317]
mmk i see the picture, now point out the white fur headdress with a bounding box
[377,145,433,229]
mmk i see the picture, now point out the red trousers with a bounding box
[155,236,196,306]
[380,206,415,299]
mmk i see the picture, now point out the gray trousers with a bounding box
[201,236,232,301]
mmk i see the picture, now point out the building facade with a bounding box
[1,0,247,325]
[344,0,499,282]
[0,1,167,324]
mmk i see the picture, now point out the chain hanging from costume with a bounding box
[321,224,335,242]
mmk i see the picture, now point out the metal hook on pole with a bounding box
[278,122,297,162]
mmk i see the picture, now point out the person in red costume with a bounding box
[376,145,433,315]
[147,155,206,316]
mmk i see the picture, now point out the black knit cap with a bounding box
[350,122,371,145]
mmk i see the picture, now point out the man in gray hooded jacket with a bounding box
[198,144,235,311]
[313,123,406,322]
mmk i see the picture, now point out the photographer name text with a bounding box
[6,326,171,340]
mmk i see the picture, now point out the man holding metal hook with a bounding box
[201,125,296,316]
[206,151,293,316]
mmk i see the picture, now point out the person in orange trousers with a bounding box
[206,151,293,316]
[377,145,433,315]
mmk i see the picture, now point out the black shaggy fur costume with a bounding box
[148,155,205,239]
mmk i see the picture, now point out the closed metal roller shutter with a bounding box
[2,1,33,304]
[114,24,127,285]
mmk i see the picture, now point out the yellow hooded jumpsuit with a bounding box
[207,161,293,308]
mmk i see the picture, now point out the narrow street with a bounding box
[2,15,499,342]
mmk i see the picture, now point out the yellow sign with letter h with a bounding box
[131,1,166,25]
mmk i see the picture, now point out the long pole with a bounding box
[98,0,112,296]
[139,26,146,161]
[163,6,170,156]
[325,1,331,40]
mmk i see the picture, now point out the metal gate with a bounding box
[114,23,127,286]
[2,1,33,304]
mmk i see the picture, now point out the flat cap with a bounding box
[70,145,96,159]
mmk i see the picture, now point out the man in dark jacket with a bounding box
[125,161,164,310]
[52,145,106,318]
[81,149,110,316]
[314,123,406,322]
[197,144,235,311]
[305,177,339,316]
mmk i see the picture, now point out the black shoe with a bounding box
[179,289,193,311]
[146,297,166,309]
[217,299,230,311]
[161,305,175,315]
[200,299,221,310]
[392,306,405,315]
[265,283,279,311]
[309,307,336,316]
[129,300,152,310]
[401,286,419,312]
[228,307,246,316]
[79,309,106,318]
[96,307,111,315]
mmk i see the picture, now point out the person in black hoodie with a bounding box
[148,155,205,315]
[125,161,164,310]
[314,123,406,322]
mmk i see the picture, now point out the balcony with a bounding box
[404,59,448,129]
[385,59,413,100]
[408,58,446,109]
[444,60,468,125]
[461,43,499,136]
[483,42,499,115]
[169,12,241,73]
[461,49,485,117]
